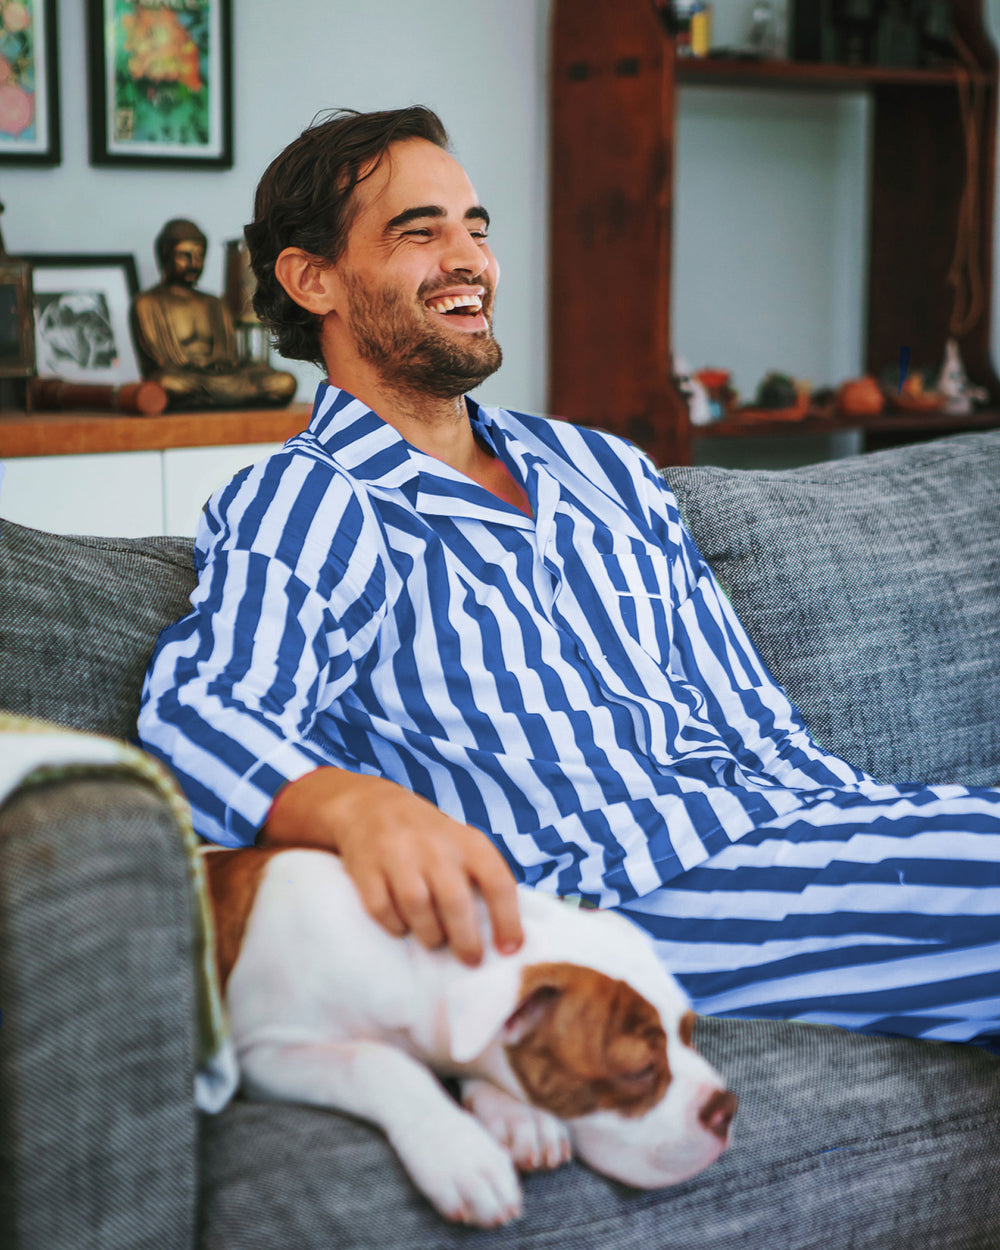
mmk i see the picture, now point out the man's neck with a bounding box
[328,374,532,517]
[332,373,481,475]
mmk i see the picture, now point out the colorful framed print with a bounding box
[0,0,61,166]
[25,254,142,384]
[86,0,232,168]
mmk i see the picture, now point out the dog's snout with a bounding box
[698,1088,737,1141]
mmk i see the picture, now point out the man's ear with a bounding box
[273,247,340,316]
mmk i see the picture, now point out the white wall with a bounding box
[3,0,552,414]
[4,0,1000,499]
[673,88,869,403]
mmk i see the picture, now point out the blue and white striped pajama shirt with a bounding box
[138,382,1000,1049]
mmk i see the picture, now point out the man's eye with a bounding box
[403,229,432,238]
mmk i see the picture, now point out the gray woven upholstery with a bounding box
[665,431,1000,786]
[0,522,196,740]
[198,1014,1000,1249]
[0,776,199,1250]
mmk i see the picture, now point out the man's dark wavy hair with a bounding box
[244,106,450,368]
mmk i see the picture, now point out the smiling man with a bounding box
[268,126,524,515]
[138,107,1000,1053]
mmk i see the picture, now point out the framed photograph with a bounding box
[0,0,61,166]
[25,254,141,384]
[0,259,35,378]
[86,0,232,168]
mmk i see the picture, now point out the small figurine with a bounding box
[672,353,713,425]
[130,218,296,410]
[755,371,799,410]
[935,338,989,416]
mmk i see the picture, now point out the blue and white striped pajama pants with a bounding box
[617,783,1000,1050]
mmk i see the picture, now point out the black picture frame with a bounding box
[0,263,35,378]
[0,0,61,167]
[86,0,233,169]
[24,253,142,384]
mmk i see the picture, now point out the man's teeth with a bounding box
[427,294,483,314]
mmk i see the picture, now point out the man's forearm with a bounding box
[260,765,374,851]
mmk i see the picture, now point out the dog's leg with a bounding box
[239,1039,523,1227]
[461,1077,572,1172]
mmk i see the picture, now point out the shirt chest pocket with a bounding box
[595,542,676,663]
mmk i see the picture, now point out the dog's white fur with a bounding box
[211,848,735,1227]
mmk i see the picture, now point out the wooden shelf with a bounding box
[0,404,313,458]
[549,0,1000,466]
[675,56,983,91]
[693,407,1000,439]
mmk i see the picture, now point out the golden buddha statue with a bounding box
[131,218,297,410]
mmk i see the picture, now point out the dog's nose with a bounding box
[698,1088,738,1141]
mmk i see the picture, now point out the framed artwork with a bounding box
[25,253,142,384]
[86,0,232,168]
[0,259,35,378]
[0,0,61,166]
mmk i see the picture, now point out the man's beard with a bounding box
[342,270,502,400]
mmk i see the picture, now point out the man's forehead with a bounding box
[354,138,482,229]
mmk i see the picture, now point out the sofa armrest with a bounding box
[0,774,199,1250]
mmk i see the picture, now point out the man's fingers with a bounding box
[469,843,524,956]
[352,864,409,938]
[388,874,450,954]
[423,864,485,966]
[341,810,522,967]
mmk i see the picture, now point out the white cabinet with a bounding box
[0,452,164,537]
[1,442,283,538]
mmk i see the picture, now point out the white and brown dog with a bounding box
[205,846,737,1228]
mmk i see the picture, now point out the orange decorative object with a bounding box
[884,373,946,413]
[836,376,884,416]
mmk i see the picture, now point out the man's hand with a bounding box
[261,767,523,967]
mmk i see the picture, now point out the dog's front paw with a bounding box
[392,1110,523,1228]
[462,1078,572,1172]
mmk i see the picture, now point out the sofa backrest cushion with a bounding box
[664,430,1000,788]
[0,520,197,742]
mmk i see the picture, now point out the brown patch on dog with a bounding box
[203,846,289,994]
[503,962,670,1119]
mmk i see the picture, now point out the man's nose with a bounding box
[441,226,489,277]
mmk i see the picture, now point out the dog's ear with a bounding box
[445,960,525,1064]
[500,983,562,1045]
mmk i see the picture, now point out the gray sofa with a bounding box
[1,429,998,1249]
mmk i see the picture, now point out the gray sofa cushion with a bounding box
[198,1015,1000,1249]
[0,521,196,741]
[664,431,1000,787]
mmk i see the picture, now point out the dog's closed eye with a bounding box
[617,1064,657,1086]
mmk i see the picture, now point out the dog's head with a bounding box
[444,905,736,1187]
